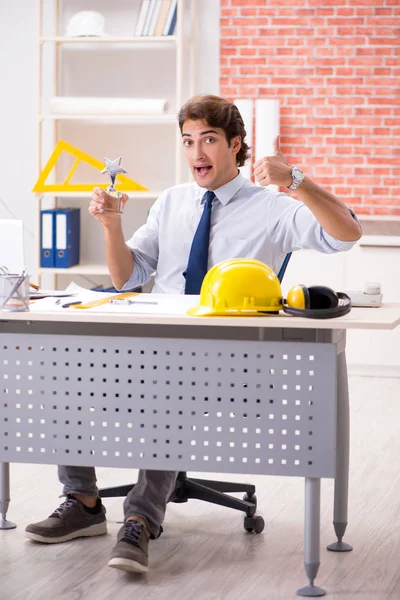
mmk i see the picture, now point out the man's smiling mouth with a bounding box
[194,166,212,174]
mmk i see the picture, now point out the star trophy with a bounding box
[101,157,127,214]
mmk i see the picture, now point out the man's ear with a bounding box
[231,135,241,153]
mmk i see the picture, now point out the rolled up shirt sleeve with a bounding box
[268,193,359,254]
[119,194,163,290]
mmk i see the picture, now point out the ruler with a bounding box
[72,291,139,309]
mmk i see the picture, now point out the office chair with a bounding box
[99,254,292,535]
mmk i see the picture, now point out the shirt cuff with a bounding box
[119,276,141,291]
[321,229,358,251]
[118,248,155,291]
[349,206,361,228]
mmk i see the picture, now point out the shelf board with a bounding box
[39,264,110,276]
[39,36,177,45]
[39,114,176,124]
[359,235,400,248]
[35,191,161,199]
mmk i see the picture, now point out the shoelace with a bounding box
[50,495,78,518]
[122,520,145,547]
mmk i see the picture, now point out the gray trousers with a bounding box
[58,466,178,538]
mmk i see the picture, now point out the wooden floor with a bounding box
[2,376,400,600]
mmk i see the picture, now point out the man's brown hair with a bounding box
[178,94,251,167]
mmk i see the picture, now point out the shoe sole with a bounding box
[107,557,148,573]
[25,521,107,544]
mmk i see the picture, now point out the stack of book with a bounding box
[135,0,178,37]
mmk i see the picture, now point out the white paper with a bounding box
[234,99,253,180]
[30,290,77,299]
[30,283,199,316]
[0,219,25,274]
[92,293,199,315]
[255,99,280,158]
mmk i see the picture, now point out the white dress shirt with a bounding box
[122,172,357,294]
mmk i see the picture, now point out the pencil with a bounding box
[29,282,40,290]
[62,301,82,309]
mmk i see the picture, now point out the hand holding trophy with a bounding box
[101,156,127,214]
[89,156,128,222]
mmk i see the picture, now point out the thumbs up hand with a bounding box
[253,135,293,188]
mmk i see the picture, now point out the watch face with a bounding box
[292,167,303,182]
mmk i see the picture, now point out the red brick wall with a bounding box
[220,0,400,215]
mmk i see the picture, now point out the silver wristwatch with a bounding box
[288,166,305,191]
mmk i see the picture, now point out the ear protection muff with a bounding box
[283,284,351,319]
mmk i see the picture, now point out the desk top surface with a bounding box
[1,299,399,331]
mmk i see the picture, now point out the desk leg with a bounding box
[327,351,353,552]
[298,477,325,597]
[0,462,16,530]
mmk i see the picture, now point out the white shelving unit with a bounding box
[36,0,196,288]
[39,36,178,44]
[36,191,163,199]
[37,263,111,276]
[39,114,177,124]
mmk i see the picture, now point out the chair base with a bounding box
[99,472,259,518]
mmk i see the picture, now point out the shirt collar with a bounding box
[198,171,245,207]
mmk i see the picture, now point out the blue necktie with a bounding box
[184,191,215,295]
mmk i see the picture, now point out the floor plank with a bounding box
[2,376,400,600]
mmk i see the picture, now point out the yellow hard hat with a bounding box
[187,258,283,317]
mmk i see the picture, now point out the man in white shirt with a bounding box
[26,94,361,574]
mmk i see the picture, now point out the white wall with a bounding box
[0,1,38,271]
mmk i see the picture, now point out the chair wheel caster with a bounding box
[243,493,257,509]
[244,515,264,534]
[243,493,257,516]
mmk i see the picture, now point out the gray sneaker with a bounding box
[108,520,150,573]
[25,495,107,544]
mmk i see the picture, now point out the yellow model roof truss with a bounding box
[33,140,148,193]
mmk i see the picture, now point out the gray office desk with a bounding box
[1,304,399,597]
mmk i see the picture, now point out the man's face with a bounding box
[182,119,240,190]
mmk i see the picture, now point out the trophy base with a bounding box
[104,189,124,214]
[101,208,124,215]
